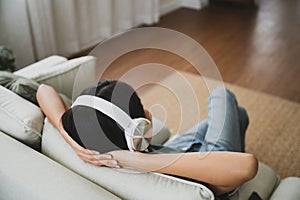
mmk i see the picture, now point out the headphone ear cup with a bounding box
[127,118,152,151]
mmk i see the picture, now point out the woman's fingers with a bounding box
[84,156,120,168]
[86,149,101,155]
[71,142,100,155]
[77,147,100,156]
[77,152,111,161]
[75,151,120,168]
[67,138,119,167]
[62,131,119,167]
[89,159,120,168]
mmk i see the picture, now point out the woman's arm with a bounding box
[110,150,258,194]
[36,84,119,168]
[36,84,69,130]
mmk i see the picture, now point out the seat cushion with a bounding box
[230,162,280,200]
[0,86,43,150]
[41,119,214,200]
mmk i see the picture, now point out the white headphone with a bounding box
[71,95,152,152]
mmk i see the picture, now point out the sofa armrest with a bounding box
[33,56,96,100]
[0,131,120,200]
[15,56,96,100]
[14,55,67,79]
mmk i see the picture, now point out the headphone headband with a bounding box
[71,95,134,130]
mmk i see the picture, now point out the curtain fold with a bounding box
[26,0,160,60]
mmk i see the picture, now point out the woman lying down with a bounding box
[37,80,258,199]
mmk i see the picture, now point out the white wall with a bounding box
[0,0,36,69]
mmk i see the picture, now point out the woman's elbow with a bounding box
[37,84,52,98]
[37,84,50,93]
[36,84,54,105]
[244,154,258,181]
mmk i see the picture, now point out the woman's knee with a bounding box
[209,86,236,101]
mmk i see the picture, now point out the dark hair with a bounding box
[61,80,145,152]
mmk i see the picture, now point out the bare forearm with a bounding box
[111,151,258,192]
[157,152,258,186]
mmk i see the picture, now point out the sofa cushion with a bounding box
[0,86,43,150]
[0,131,120,200]
[42,119,214,200]
[230,162,280,200]
[270,177,300,200]
[149,116,171,145]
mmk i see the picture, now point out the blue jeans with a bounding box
[164,87,249,153]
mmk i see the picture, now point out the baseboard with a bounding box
[137,14,160,25]
[181,0,203,10]
[159,0,182,16]
[159,0,208,16]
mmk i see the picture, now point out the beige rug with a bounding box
[139,71,300,179]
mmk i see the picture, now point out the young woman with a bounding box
[37,80,258,198]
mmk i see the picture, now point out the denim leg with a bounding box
[201,87,247,152]
[164,119,208,151]
[164,87,249,153]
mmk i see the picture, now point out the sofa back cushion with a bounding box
[0,86,43,150]
[42,119,214,200]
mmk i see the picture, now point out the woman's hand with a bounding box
[69,137,120,168]
[58,120,120,168]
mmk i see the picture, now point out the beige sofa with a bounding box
[0,55,299,200]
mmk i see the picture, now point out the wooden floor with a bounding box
[74,0,300,103]
[151,0,300,103]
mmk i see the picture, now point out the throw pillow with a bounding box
[0,71,40,105]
